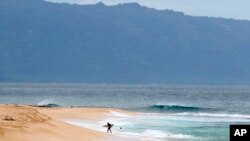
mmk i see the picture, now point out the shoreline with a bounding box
[0,104,139,141]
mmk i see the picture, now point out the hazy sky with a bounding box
[46,0,250,20]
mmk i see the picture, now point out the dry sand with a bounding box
[0,104,138,141]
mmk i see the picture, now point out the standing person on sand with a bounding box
[106,122,113,133]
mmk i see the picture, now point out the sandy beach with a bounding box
[0,85,247,141]
[0,104,138,141]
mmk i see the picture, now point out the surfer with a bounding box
[105,122,113,133]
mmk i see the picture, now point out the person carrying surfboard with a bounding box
[105,122,113,133]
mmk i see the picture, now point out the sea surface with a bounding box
[1,83,250,141]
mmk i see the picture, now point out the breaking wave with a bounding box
[141,104,215,113]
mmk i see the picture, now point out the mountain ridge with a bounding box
[1,0,250,84]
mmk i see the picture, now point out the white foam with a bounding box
[107,111,132,118]
[113,129,195,141]
[65,111,242,141]
[142,129,168,138]
[65,119,105,132]
[37,99,56,106]
[174,112,250,120]
[65,115,196,141]
[155,102,190,107]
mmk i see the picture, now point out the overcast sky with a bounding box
[46,0,250,20]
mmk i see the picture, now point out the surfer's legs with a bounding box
[107,128,112,133]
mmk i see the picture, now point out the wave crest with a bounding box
[145,104,213,113]
[37,99,61,107]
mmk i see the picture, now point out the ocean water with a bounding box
[1,83,250,141]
